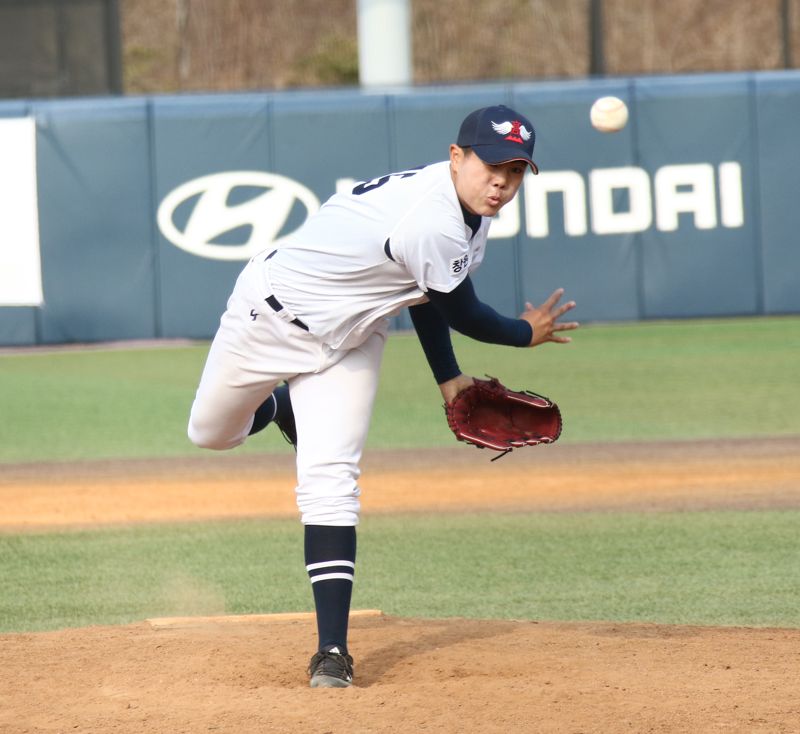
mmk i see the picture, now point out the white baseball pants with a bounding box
[188,258,386,526]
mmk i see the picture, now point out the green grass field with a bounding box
[1,316,799,633]
[3,511,799,634]
[1,315,798,462]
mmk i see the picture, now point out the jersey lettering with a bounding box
[352,166,426,195]
[450,253,470,274]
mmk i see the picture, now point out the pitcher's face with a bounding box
[449,145,526,217]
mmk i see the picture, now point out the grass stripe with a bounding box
[3,510,799,633]
[1,316,799,462]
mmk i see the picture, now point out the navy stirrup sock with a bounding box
[305,525,356,654]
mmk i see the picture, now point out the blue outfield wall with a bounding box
[1,71,799,346]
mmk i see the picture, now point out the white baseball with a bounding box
[590,96,629,133]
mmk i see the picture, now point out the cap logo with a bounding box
[491,119,532,144]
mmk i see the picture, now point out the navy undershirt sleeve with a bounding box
[427,276,533,346]
[409,276,533,385]
[408,301,461,385]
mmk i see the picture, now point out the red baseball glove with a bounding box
[444,377,562,457]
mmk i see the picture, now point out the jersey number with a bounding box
[352,166,424,195]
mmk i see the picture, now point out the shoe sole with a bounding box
[310,674,352,688]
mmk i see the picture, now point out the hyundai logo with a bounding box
[157,171,320,261]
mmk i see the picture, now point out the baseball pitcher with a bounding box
[188,105,578,687]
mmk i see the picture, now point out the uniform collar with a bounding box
[459,200,482,238]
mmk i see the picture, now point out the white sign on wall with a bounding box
[0,117,43,306]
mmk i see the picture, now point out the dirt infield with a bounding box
[2,437,800,733]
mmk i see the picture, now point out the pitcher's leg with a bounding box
[187,327,282,450]
[289,331,386,687]
[187,262,319,451]
[289,330,386,526]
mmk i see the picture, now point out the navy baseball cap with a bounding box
[456,104,539,174]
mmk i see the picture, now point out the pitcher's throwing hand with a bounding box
[521,288,579,346]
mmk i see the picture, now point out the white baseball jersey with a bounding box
[265,160,490,350]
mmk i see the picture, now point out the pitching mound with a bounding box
[2,612,799,732]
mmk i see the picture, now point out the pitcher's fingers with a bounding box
[555,300,577,317]
[554,321,580,331]
[542,288,565,308]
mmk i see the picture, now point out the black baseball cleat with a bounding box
[308,647,354,688]
[272,383,297,448]
[274,407,297,448]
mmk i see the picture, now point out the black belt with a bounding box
[263,250,308,330]
[265,294,309,331]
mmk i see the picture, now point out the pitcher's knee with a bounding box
[187,414,245,451]
[188,420,219,449]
